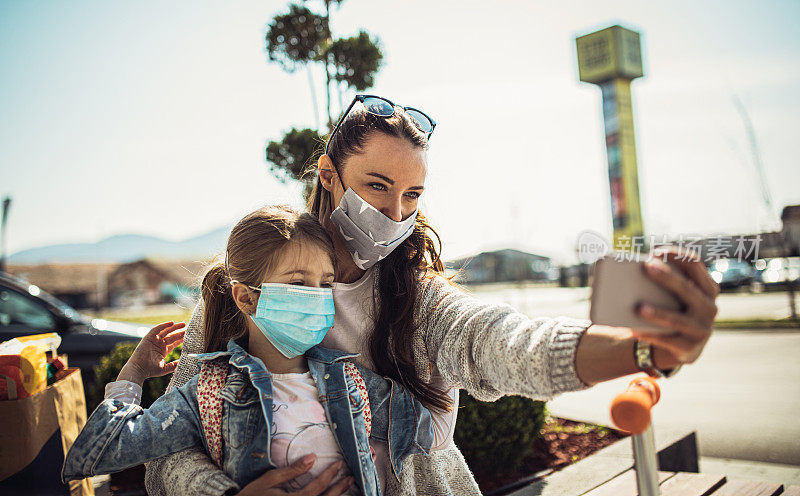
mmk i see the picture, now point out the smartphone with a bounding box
[590,254,683,334]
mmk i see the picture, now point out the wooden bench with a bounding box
[581,469,799,496]
[505,428,797,496]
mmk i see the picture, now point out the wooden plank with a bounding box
[659,472,727,496]
[508,428,698,496]
[782,485,800,496]
[711,479,783,496]
[581,469,675,496]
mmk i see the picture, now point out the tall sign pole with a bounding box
[1,197,11,273]
[576,25,645,252]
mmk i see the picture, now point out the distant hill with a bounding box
[9,226,232,263]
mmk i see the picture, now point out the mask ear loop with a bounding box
[225,250,237,287]
[226,251,262,317]
[332,161,348,193]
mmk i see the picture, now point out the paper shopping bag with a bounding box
[0,367,94,495]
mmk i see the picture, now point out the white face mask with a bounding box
[329,188,417,269]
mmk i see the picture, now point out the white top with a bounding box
[270,371,357,495]
[105,379,142,403]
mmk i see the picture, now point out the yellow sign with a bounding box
[602,79,645,250]
[576,25,643,84]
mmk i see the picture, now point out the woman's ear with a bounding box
[318,155,337,193]
[231,284,257,315]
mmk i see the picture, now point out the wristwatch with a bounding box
[634,339,681,378]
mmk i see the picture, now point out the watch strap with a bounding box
[634,339,681,378]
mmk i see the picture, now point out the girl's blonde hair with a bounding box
[200,205,335,352]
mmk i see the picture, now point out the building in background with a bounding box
[653,204,800,262]
[781,205,800,257]
[7,259,207,309]
[6,263,116,309]
[106,259,205,308]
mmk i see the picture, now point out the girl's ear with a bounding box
[318,155,337,193]
[231,284,257,315]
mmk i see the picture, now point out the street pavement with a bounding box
[465,285,800,466]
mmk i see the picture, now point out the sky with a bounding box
[2,0,799,264]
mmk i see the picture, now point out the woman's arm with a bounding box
[419,248,718,400]
[420,275,590,402]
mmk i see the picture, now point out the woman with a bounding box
[144,95,719,496]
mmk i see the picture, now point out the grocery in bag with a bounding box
[0,332,62,400]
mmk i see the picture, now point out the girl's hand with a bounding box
[633,247,720,368]
[116,321,186,385]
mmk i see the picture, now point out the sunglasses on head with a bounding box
[324,94,436,156]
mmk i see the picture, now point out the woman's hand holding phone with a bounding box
[116,321,186,385]
[633,248,719,366]
[590,247,719,369]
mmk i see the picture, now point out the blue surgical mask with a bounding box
[240,283,335,359]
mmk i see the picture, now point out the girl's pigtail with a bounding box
[201,262,245,352]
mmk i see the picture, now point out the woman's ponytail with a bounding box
[201,262,246,353]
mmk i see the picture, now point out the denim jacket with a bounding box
[62,339,434,496]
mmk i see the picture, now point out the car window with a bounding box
[0,289,57,330]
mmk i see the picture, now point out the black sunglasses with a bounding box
[324,94,436,156]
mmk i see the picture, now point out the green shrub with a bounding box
[88,342,181,412]
[453,391,546,475]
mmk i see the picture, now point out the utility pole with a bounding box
[733,97,795,319]
[733,96,777,226]
[1,197,11,273]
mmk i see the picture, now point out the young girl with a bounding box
[61,206,434,496]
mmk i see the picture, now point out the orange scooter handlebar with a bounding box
[610,375,661,435]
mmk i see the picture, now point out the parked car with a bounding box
[708,258,756,290]
[753,257,800,289]
[0,271,149,388]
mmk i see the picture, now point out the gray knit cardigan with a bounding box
[143,274,592,496]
